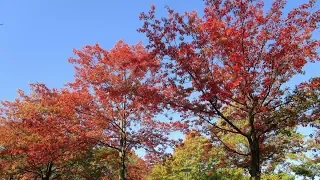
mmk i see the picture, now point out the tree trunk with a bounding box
[119,118,126,180]
[118,71,128,180]
[42,161,53,180]
[119,149,126,180]
[248,136,261,180]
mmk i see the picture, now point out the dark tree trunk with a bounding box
[118,72,128,180]
[42,161,53,180]
[119,149,126,180]
[119,118,126,180]
[248,135,261,180]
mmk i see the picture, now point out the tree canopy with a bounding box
[0,0,319,179]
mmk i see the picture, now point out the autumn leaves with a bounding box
[0,0,320,180]
[0,41,171,179]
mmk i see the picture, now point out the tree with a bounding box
[213,112,306,174]
[148,131,249,180]
[68,40,173,180]
[0,84,93,179]
[148,131,296,180]
[139,0,320,179]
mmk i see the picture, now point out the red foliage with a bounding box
[0,84,94,178]
[139,0,319,178]
[68,40,175,179]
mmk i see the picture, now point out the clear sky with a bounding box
[0,0,319,101]
[0,0,204,100]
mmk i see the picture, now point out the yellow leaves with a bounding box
[148,163,170,180]
[286,152,299,160]
[26,133,40,142]
[305,92,312,97]
[220,36,228,42]
[149,133,224,179]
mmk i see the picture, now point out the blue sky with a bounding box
[0,0,204,100]
[0,0,318,101]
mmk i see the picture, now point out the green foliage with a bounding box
[209,168,249,180]
[291,161,319,179]
[261,172,295,180]
[148,132,249,180]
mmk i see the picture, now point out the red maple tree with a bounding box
[139,0,320,179]
[68,40,174,180]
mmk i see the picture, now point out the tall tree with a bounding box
[139,0,320,179]
[0,84,93,179]
[68,40,173,180]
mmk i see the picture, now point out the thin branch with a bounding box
[211,130,250,156]
[209,98,247,137]
[197,113,239,134]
